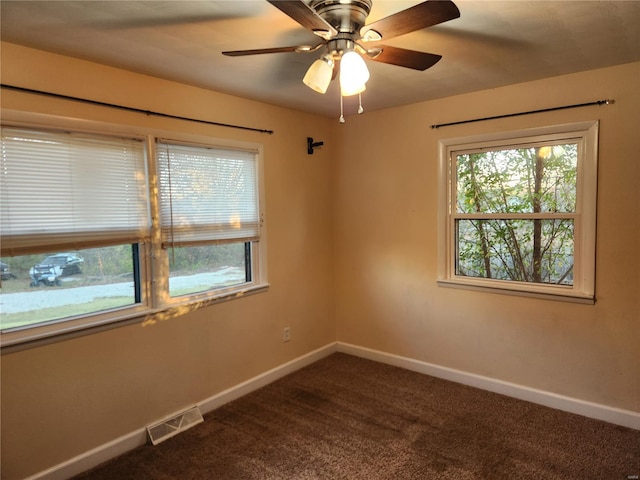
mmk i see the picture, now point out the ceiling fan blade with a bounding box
[367,45,442,71]
[361,0,460,42]
[223,45,317,57]
[267,0,337,38]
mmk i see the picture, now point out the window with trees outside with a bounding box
[155,141,261,299]
[438,121,598,303]
[0,119,266,348]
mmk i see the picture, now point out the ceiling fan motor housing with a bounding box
[310,0,372,35]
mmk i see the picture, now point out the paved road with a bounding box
[0,267,245,314]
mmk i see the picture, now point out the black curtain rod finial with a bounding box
[307,137,324,155]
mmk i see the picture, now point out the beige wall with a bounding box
[0,43,336,480]
[1,41,639,479]
[334,62,640,412]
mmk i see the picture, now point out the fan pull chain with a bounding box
[338,93,364,123]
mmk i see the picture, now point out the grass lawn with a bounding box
[1,297,134,330]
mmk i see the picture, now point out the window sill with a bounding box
[1,283,269,353]
[146,283,270,325]
[437,279,595,305]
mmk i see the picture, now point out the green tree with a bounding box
[456,143,577,285]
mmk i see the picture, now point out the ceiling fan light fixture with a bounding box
[227,0,462,119]
[339,50,369,96]
[303,54,334,94]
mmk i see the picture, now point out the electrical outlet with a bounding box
[283,326,291,342]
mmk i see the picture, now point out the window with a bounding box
[0,120,267,347]
[438,122,598,303]
[155,140,261,301]
[164,243,250,298]
[0,127,150,337]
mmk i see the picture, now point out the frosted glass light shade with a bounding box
[340,51,370,96]
[303,57,333,94]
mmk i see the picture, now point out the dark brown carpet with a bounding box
[74,353,639,480]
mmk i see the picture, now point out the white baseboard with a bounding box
[26,343,338,480]
[336,342,640,431]
[26,341,638,480]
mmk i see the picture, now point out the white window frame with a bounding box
[148,135,268,310]
[0,111,268,349]
[437,121,598,304]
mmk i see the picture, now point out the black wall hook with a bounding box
[307,137,324,155]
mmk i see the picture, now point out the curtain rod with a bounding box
[430,99,614,130]
[0,84,274,135]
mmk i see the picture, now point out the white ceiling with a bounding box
[1,1,639,118]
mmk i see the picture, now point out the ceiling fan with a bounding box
[223,0,460,121]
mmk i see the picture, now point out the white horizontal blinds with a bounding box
[156,141,259,247]
[0,127,150,256]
